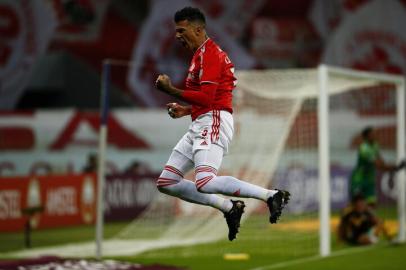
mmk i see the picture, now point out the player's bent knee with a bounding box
[156,179,168,193]
[194,166,218,193]
[195,178,216,194]
[156,180,178,194]
[195,185,209,193]
[157,185,169,194]
[195,172,216,193]
[156,168,182,192]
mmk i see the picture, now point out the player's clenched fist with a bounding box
[166,103,191,119]
[155,74,172,92]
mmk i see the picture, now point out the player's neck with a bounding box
[193,35,209,52]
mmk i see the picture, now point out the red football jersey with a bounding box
[182,38,237,120]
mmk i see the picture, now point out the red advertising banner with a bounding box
[0,174,97,232]
[104,173,159,222]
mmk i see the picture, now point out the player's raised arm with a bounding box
[155,74,216,107]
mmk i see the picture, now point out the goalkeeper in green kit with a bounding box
[350,126,406,207]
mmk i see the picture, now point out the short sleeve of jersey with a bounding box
[200,48,221,85]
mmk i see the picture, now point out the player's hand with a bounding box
[155,74,172,93]
[166,103,189,119]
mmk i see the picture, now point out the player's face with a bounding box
[175,20,200,51]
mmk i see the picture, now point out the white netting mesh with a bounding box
[91,68,398,256]
[237,69,381,99]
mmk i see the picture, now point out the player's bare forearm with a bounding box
[161,84,184,98]
[167,103,191,118]
[155,74,214,106]
[156,74,216,107]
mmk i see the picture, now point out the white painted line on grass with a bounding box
[249,245,379,270]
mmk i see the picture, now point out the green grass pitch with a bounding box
[1,210,405,270]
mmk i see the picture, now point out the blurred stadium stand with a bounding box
[1,0,326,110]
[18,52,133,109]
[2,0,406,110]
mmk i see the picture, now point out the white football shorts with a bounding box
[173,110,234,162]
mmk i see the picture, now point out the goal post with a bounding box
[318,64,406,256]
[96,59,111,259]
[318,64,331,256]
[396,77,406,243]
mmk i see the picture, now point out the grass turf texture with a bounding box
[0,222,126,253]
[0,207,404,269]
[116,243,406,270]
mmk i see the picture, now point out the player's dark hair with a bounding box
[361,126,373,139]
[174,7,206,26]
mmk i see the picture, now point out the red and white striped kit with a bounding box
[156,165,183,187]
[195,166,218,190]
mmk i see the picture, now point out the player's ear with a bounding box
[195,24,203,36]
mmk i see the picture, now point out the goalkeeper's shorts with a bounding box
[350,176,376,204]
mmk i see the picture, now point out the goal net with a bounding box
[237,66,405,256]
[103,65,405,257]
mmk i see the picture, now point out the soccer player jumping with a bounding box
[155,7,290,241]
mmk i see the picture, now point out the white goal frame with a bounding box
[318,64,406,256]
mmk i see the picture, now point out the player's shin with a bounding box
[157,171,232,212]
[196,171,277,201]
[159,149,234,212]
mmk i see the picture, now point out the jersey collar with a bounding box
[195,38,210,54]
